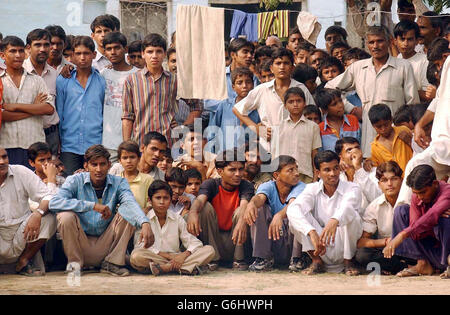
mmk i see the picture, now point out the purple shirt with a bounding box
[404,181,450,240]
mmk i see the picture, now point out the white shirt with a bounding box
[137,209,203,255]
[23,58,60,128]
[168,192,196,216]
[287,180,362,237]
[92,50,111,72]
[55,56,73,75]
[29,175,65,211]
[362,193,394,239]
[0,165,52,228]
[398,52,429,91]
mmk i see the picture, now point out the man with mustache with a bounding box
[23,29,60,157]
[243,142,272,190]
[326,26,419,158]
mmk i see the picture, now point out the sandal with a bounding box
[439,267,450,279]
[18,263,44,277]
[344,264,361,276]
[149,262,163,276]
[396,267,420,278]
[302,262,325,275]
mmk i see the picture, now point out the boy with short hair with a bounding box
[292,63,318,95]
[90,15,114,71]
[341,47,371,69]
[276,87,321,183]
[393,105,414,130]
[165,167,195,217]
[101,32,139,162]
[303,105,322,125]
[243,155,306,271]
[258,59,274,83]
[317,57,344,89]
[127,40,145,69]
[315,88,361,152]
[368,104,413,172]
[330,42,350,63]
[130,180,215,276]
[157,148,173,175]
[57,36,105,175]
[294,41,315,65]
[185,168,203,197]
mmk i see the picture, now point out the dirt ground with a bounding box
[1,268,449,295]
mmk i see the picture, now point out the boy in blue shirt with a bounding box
[242,155,306,271]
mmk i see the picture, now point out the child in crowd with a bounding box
[330,42,350,63]
[393,105,414,130]
[368,104,413,172]
[258,59,275,83]
[130,180,215,276]
[315,88,360,152]
[294,41,315,65]
[63,35,74,63]
[292,63,318,95]
[165,167,196,217]
[185,168,203,197]
[127,40,146,69]
[317,56,344,89]
[303,105,322,125]
[276,87,322,183]
[425,62,440,100]
[341,47,371,69]
[157,148,174,175]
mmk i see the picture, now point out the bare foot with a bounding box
[15,257,29,273]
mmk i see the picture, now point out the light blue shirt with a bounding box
[49,172,149,236]
[256,180,306,215]
[56,68,105,155]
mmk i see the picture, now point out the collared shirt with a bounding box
[0,68,54,149]
[137,209,203,254]
[173,152,220,179]
[287,180,362,237]
[326,56,419,157]
[29,175,65,211]
[319,114,361,152]
[122,68,178,147]
[397,52,429,91]
[362,193,394,239]
[100,67,139,151]
[252,172,273,191]
[23,58,60,128]
[49,172,149,236]
[92,50,112,72]
[119,172,154,211]
[56,67,105,155]
[257,180,306,215]
[168,192,196,216]
[275,115,321,178]
[0,165,52,228]
[109,162,165,181]
[55,56,73,75]
[370,125,413,172]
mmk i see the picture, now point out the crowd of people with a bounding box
[0,1,449,281]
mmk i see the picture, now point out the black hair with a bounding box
[334,137,360,155]
[260,58,273,73]
[171,31,176,45]
[342,47,371,64]
[231,67,253,85]
[376,161,403,180]
[107,14,121,31]
[161,148,173,160]
[117,140,140,160]
[330,41,350,55]
[90,15,115,33]
[313,150,340,170]
[229,38,254,54]
[421,11,442,35]
[368,104,392,125]
[128,40,143,54]
[398,0,415,10]
[411,103,430,125]
[165,167,188,186]
[394,20,420,39]
[254,45,273,64]
[27,142,51,162]
[273,155,297,172]
[103,31,127,48]
[0,36,25,51]
[84,144,110,163]
[325,25,348,41]
[148,180,173,199]
[271,47,294,65]
[167,47,176,58]
[406,164,436,190]
[143,131,168,147]
[142,33,167,52]
[303,105,322,122]
[292,63,318,83]
[72,36,96,52]
[185,168,202,182]
[427,38,450,62]
[283,87,305,104]
[426,62,440,86]
[319,56,344,78]
[296,41,316,53]
[289,26,301,37]
[64,35,75,52]
[215,148,245,169]
[313,88,341,111]
[44,25,66,42]
[393,105,413,126]
[0,32,3,41]
[26,29,51,46]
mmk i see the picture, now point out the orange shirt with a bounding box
[370,125,413,171]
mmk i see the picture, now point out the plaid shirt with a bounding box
[122,68,178,147]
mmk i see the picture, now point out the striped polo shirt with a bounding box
[319,114,361,152]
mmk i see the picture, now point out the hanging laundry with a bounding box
[257,10,289,40]
[296,11,322,46]
[176,5,227,101]
[230,9,258,42]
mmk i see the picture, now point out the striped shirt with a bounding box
[319,114,361,152]
[122,68,178,147]
[0,68,54,149]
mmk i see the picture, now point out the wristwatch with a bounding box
[36,209,46,216]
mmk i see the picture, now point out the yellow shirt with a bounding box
[370,125,413,172]
[122,172,154,212]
